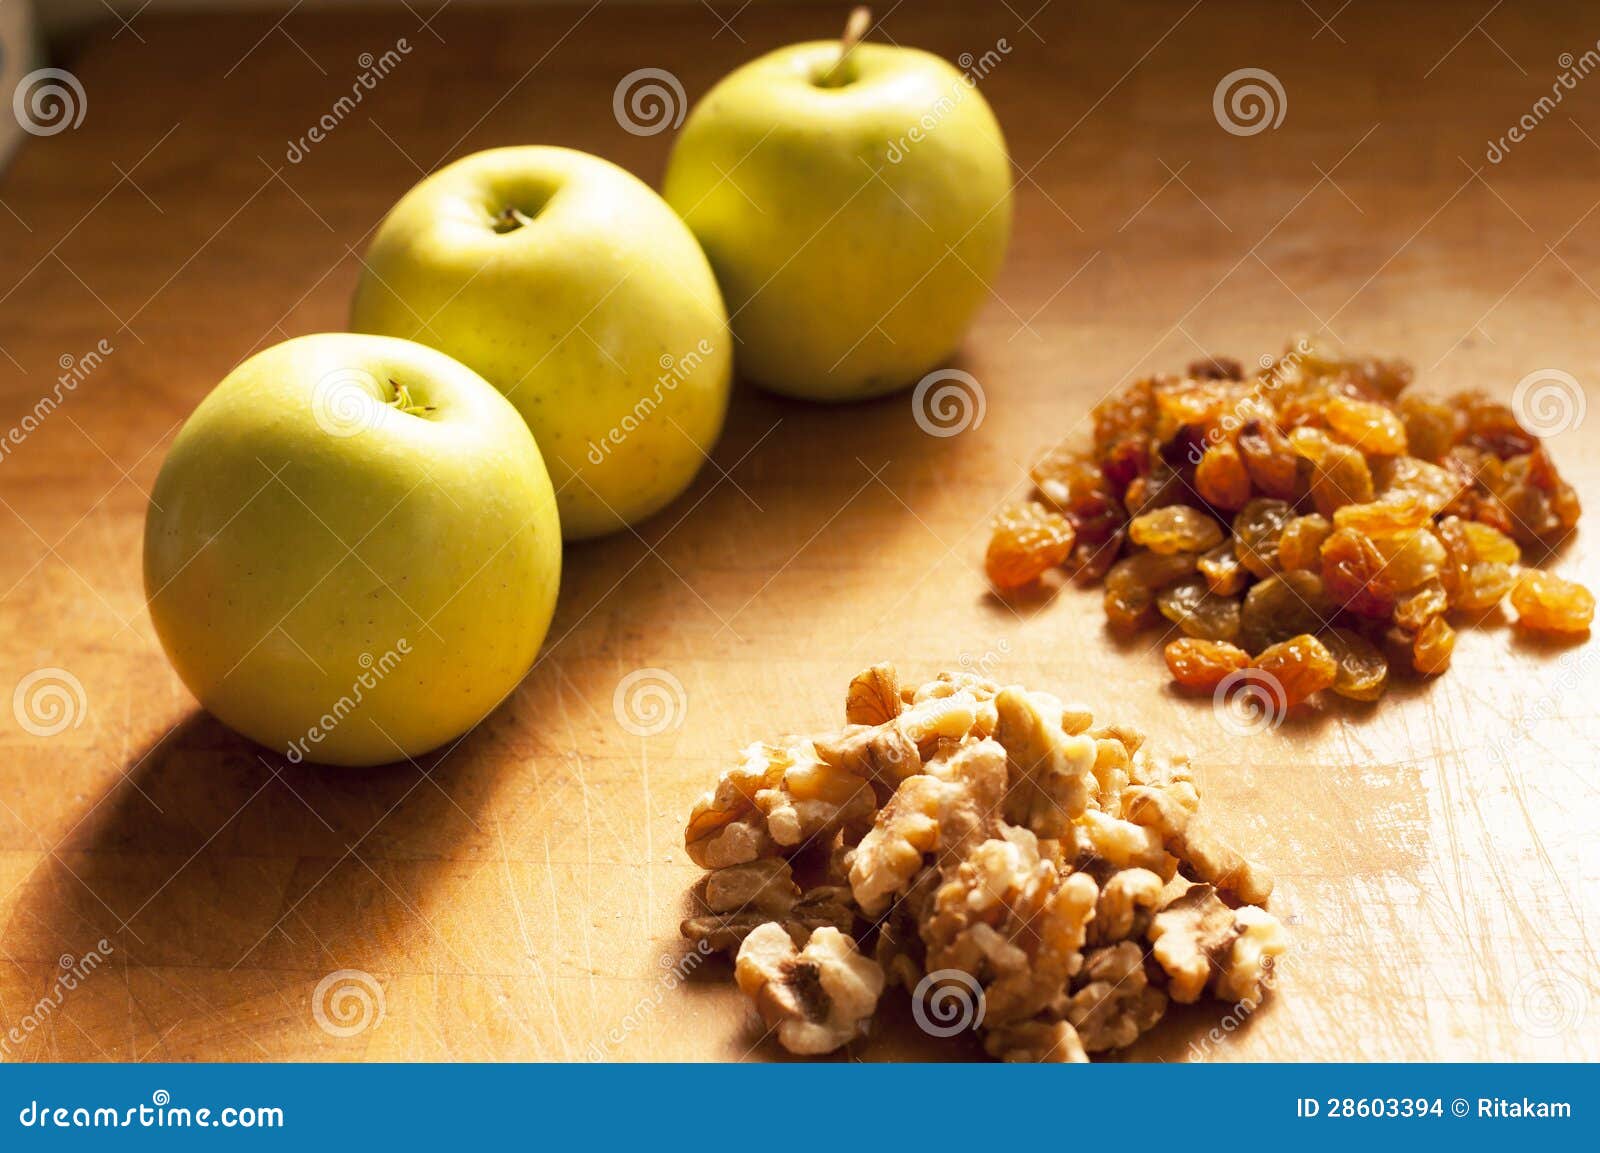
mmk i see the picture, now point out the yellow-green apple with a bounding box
[143,333,562,766]
[662,19,1012,401]
[350,146,732,540]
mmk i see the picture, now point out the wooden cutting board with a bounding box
[0,0,1596,1062]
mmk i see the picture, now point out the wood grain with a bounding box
[0,0,1597,1061]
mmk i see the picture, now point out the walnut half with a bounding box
[734,924,885,1055]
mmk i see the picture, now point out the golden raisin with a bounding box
[1287,425,1336,465]
[1412,617,1456,675]
[1332,497,1432,538]
[1164,638,1250,691]
[986,502,1076,590]
[1509,570,1595,634]
[1233,498,1295,578]
[1128,505,1224,554]
[1397,393,1457,462]
[1372,455,1464,514]
[1277,514,1333,572]
[1104,550,1196,630]
[1394,580,1449,631]
[1237,422,1300,499]
[1320,527,1396,619]
[1252,634,1338,705]
[1197,541,1249,596]
[1454,562,1515,613]
[1157,577,1242,642]
[1324,395,1408,455]
[1239,571,1331,654]
[1310,444,1376,517]
[1194,442,1252,510]
[1321,628,1389,701]
[1459,520,1519,565]
[1371,529,1446,592]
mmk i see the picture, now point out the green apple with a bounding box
[350,146,733,540]
[143,332,562,767]
[662,24,1012,402]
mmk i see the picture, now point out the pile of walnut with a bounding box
[986,341,1593,706]
[679,664,1287,1061]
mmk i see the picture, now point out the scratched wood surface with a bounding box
[0,0,1597,1062]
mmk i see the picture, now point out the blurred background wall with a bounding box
[35,0,829,41]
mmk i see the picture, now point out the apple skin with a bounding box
[143,333,562,767]
[663,40,1012,402]
[350,146,733,540]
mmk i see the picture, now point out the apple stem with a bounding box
[492,207,536,235]
[818,6,872,87]
[386,379,436,417]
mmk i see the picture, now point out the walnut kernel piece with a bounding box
[845,662,902,726]
[992,687,1098,837]
[1147,882,1288,1005]
[983,1018,1088,1063]
[684,741,874,868]
[921,827,1099,1025]
[680,859,856,954]
[847,738,1007,916]
[1088,866,1164,945]
[1065,941,1169,1052]
[734,923,885,1055]
[703,858,799,914]
[1122,773,1274,905]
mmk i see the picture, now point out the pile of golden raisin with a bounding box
[987,341,1594,705]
